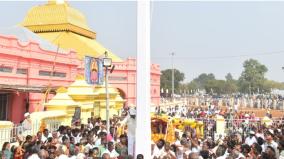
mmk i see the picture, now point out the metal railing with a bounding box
[0,119,61,147]
[182,117,284,141]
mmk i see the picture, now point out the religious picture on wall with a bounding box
[96,58,104,85]
[85,56,104,85]
[85,56,93,84]
[91,59,98,82]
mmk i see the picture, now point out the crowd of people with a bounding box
[1,112,135,159]
[151,124,284,159]
[185,94,284,110]
[152,104,284,159]
[1,103,284,159]
[157,104,261,120]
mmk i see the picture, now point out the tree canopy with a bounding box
[238,59,268,94]
[160,69,185,94]
[160,58,284,95]
[192,73,215,89]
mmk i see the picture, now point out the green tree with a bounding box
[262,80,284,93]
[238,59,268,94]
[193,73,215,89]
[225,73,233,81]
[204,79,226,94]
[186,81,198,93]
[160,69,185,94]
[224,73,238,94]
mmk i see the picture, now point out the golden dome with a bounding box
[21,0,96,39]
[94,84,119,97]
[21,0,122,62]
[67,75,97,96]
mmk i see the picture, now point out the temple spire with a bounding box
[48,0,66,5]
[22,0,94,38]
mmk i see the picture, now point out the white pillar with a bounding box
[135,0,151,158]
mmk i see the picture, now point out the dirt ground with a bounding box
[189,105,284,118]
[237,107,284,118]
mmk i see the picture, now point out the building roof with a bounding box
[0,84,57,93]
[21,0,122,61]
[0,26,67,53]
[21,0,95,39]
[37,32,122,61]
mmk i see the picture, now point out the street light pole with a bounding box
[103,51,112,137]
[171,52,175,102]
[105,64,110,135]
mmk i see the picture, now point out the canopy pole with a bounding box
[135,0,151,158]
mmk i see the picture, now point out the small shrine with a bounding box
[67,75,97,123]
[44,75,125,125]
[93,83,125,120]
[44,87,78,125]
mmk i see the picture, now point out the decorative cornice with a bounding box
[25,23,96,39]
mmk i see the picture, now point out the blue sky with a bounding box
[1,1,284,82]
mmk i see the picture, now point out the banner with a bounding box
[96,59,104,85]
[85,56,104,85]
[85,56,93,84]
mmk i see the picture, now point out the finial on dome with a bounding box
[56,87,67,93]
[48,0,67,5]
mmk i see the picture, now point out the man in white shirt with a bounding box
[41,129,52,143]
[28,153,40,159]
[245,131,257,146]
[152,139,165,158]
[22,112,32,136]
[174,131,181,145]
[71,128,82,144]
[278,140,284,159]
[263,129,278,157]
[256,130,264,139]
[85,137,95,153]
[101,142,119,159]
[176,138,188,159]
[120,107,136,156]
[233,103,237,111]
[95,131,107,147]
[87,119,94,130]
[58,126,69,144]
[160,142,176,159]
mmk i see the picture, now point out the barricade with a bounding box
[0,119,60,146]
[181,117,284,141]
[194,118,216,140]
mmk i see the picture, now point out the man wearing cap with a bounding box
[245,131,257,146]
[119,106,136,156]
[21,112,32,136]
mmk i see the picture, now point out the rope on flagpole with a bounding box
[42,33,63,105]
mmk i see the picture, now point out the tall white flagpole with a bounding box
[135,0,151,158]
